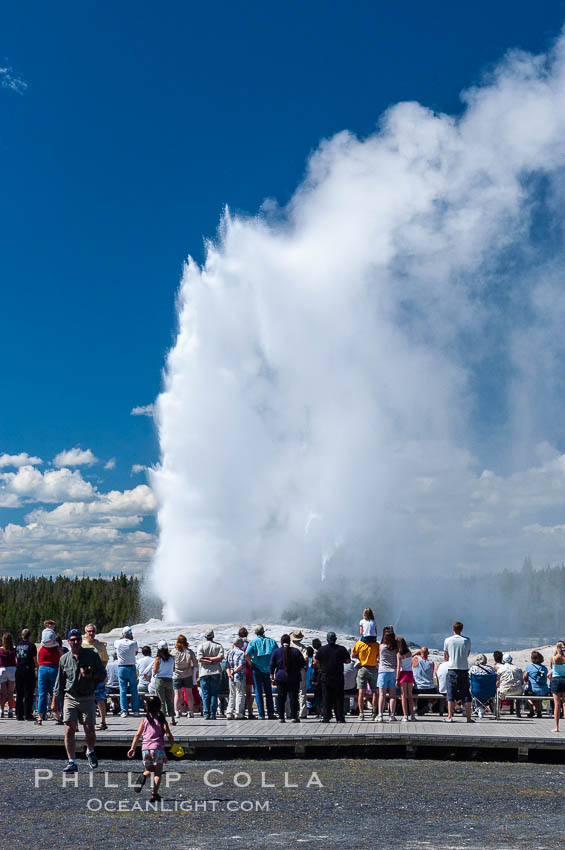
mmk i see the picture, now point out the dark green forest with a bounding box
[0,575,144,639]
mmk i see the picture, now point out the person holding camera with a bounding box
[52,628,106,773]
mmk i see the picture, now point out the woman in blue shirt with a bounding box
[523,651,549,718]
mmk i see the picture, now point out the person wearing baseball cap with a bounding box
[52,628,106,773]
[114,626,140,717]
[196,628,225,719]
[496,652,524,718]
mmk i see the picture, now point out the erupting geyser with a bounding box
[149,34,565,624]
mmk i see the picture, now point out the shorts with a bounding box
[63,694,97,727]
[398,670,414,685]
[550,678,565,695]
[356,666,377,691]
[0,666,16,683]
[377,671,396,689]
[94,681,106,702]
[142,749,167,768]
[173,675,194,690]
[446,669,471,703]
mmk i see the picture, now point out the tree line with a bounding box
[282,559,565,643]
[0,574,143,640]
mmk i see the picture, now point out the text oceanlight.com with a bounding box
[87,798,271,812]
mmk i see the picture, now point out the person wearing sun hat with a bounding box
[290,629,309,719]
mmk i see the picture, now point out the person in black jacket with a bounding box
[270,635,305,723]
[314,632,351,723]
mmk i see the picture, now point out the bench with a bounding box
[495,691,552,719]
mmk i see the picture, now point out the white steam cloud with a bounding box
[150,35,565,624]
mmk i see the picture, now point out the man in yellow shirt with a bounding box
[352,639,379,719]
[83,624,109,730]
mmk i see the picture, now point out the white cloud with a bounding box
[0,453,43,468]
[0,66,27,94]
[0,465,96,506]
[24,485,157,527]
[131,464,146,475]
[0,522,156,576]
[53,447,98,467]
[0,479,158,576]
[131,404,154,417]
[104,458,116,470]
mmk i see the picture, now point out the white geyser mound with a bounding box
[150,34,565,623]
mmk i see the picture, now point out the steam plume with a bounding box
[150,34,565,625]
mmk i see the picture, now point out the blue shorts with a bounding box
[550,678,565,695]
[377,671,396,689]
[94,682,106,702]
[446,669,471,703]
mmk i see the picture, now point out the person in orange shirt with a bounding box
[352,636,379,719]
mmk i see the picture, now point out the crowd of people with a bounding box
[1,610,565,775]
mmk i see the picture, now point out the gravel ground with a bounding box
[5,756,565,849]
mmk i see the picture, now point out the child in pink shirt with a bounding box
[128,695,174,802]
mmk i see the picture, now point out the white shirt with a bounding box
[436,661,450,694]
[443,634,471,670]
[114,637,138,665]
[497,662,523,695]
[136,655,153,685]
[359,619,377,637]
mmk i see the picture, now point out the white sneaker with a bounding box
[120,712,128,718]
[225,713,234,720]
[175,712,182,719]
[374,714,384,723]
[389,715,397,722]
[401,716,409,722]
[478,709,485,719]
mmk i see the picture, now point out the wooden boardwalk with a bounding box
[1,712,564,760]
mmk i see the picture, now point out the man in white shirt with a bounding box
[114,626,140,717]
[136,645,154,698]
[443,621,473,723]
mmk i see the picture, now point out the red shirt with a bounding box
[38,645,61,667]
[0,648,16,667]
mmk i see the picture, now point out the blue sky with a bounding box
[1,1,565,579]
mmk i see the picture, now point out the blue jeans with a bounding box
[37,666,58,716]
[118,665,140,713]
[252,668,274,718]
[200,675,220,718]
